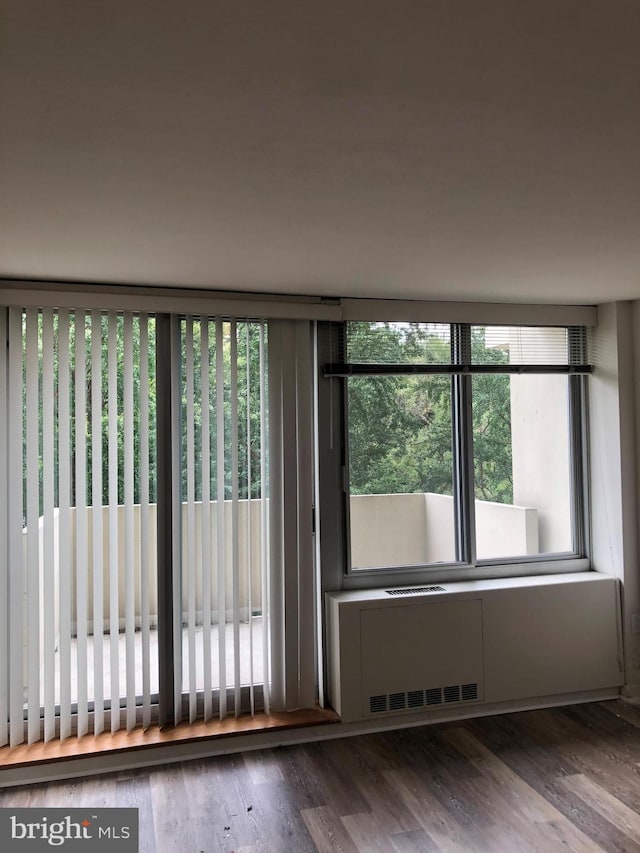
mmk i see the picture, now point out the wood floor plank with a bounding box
[266,746,326,812]
[326,738,421,835]
[521,708,640,812]
[599,700,640,730]
[149,764,198,853]
[388,728,492,833]
[247,778,318,852]
[356,775,422,836]
[443,724,610,852]
[115,773,157,853]
[303,741,371,817]
[384,767,484,852]
[180,755,260,852]
[242,748,285,785]
[442,726,561,824]
[535,819,605,853]
[389,827,442,852]
[301,805,360,853]
[341,811,403,853]
[466,713,637,852]
[562,773,640,844]
[463,775,539,853]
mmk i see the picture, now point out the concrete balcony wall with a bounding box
[349,493,432,569]
[27,493,539,640]
[26,500,266,636]
[474,496,539,558]
[351,492,539,569]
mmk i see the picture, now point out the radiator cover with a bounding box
[325,572,623,723]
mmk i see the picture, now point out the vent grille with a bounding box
[389,692,406,711]
[369,695,387,713]
[385,586,445,596]
[407,690,424,708]
[368,682,479,715]
[444,685,461,703]
[461,682,479,701]
[425,687,442,706]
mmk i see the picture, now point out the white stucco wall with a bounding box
[507,327,572,553]
[510,373,572,553]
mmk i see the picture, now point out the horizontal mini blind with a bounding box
[2,308,157,745]
[326,322,592,376]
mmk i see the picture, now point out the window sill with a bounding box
[0,707,339,774]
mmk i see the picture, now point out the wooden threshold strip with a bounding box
[0,707,340,770]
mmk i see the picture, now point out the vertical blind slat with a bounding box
[0,309,8,747]
[91,310,105,735]
[246,324,255,715]
[139,316,151,730]
[25,308,40,744]
[281,323,300,711]
[200,320,212,722]
[58,310,72,740]
[123,313,136,731]
[295,322,316,708]
[259,322,270,715]
[8,307,24,747]
[230,322,241,716]
[42,309,56,742]
[75,311,89,737]
[107,312,120,732]
[185,317,197,722]
[268,323,284,711]
[215,318,227,719]
[170,317,182,724]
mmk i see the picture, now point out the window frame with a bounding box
[317,320,591,592]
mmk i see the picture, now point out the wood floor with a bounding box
[3,700,640,852]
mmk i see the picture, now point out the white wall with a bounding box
[590,301,639,696]
[511,372,572,553]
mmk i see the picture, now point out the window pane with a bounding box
[348,374,456,569]
[473,372,573,558]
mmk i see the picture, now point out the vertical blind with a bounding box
[177,317,271,722]
[1,308,158,746]
[0,306,318,747]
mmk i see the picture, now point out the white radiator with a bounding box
[325,572,623,723]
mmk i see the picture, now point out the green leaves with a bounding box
[347,323,514,504]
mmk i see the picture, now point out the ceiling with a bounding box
[1,1,639,305]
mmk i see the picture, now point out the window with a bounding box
[320,320,591,581]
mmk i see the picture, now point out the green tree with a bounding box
[347,323,513,504]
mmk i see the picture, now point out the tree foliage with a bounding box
[23,315,513,520]
[347,323,513,503]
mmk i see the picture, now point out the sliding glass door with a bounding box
[0,304,318,747]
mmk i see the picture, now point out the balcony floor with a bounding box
[43,617,265,706]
